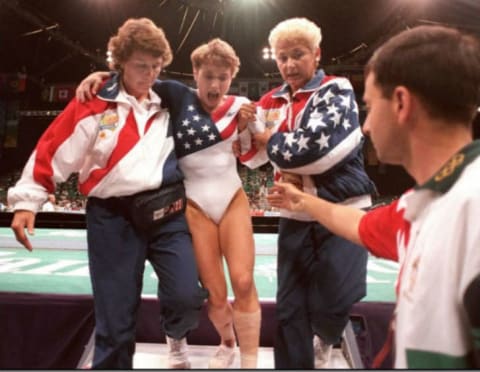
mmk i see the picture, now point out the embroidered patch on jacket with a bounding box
[98,111,119,139]
[99,111,119,131]
[265,109,281,127]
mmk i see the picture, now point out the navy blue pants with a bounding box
[86,197,207,369]
[274,218,368,369]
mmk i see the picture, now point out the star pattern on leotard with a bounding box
[175,104,221,158]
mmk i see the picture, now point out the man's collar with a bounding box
[417,140,480,194]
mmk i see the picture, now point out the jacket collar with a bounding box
[97,72,122,101]
[272,69,326,99]
[96,72,161,106]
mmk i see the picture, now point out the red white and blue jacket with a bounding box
[240,69,376,219]
[8,74,183,212]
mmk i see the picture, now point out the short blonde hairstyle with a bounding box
[268,17,322,51]
[107,18,173,70]
[190,38,241,78]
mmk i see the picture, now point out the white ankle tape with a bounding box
[233,308,261,366]
[240,353,258,369]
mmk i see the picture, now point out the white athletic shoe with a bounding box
[166,336,191,369]
[208,344,236,369]
[313,335,333,369]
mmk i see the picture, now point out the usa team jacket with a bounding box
[240,69,376,219]
[8,74,183,212]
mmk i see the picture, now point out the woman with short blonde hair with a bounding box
[239,17,375,369]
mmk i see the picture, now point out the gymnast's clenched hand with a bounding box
[237,102,257,132]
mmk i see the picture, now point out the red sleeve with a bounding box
[33,97,109,192]
[358,199,404,262]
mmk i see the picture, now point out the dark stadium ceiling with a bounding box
[1,0,480,87]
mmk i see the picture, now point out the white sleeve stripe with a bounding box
[272,127,364,175]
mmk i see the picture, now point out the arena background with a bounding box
[0,0,479,369]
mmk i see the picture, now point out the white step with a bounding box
[133,343,350,369]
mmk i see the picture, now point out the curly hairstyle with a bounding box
[107,18,173,70]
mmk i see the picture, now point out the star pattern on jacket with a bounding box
[269,79,360,168]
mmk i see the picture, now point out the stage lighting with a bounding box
[262,46,275,60]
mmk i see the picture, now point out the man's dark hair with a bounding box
[365,25,480,124]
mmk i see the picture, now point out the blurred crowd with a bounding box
[0,164,279,215]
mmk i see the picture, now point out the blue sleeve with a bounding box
[152,79,190,113]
